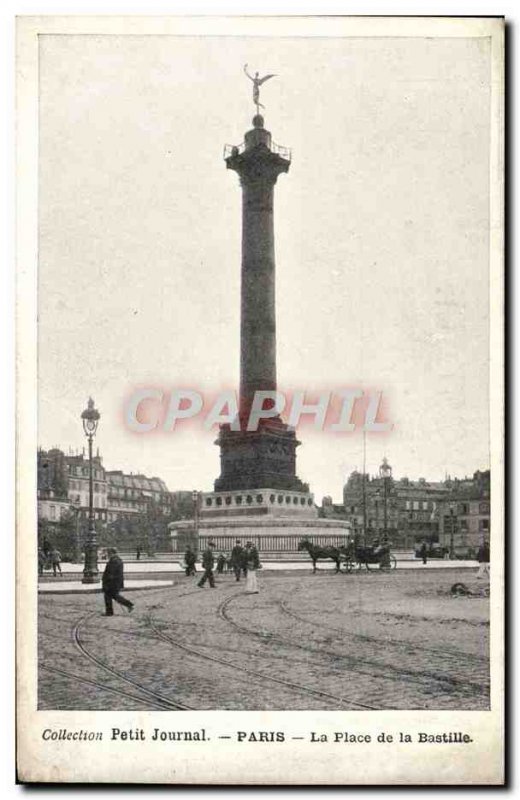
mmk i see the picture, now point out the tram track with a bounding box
[217,593,488,699]
[146,609,378,710]
[278,597,489,666]
[72,613,193,711]
[40,663,177,711]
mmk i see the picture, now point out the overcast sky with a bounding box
[38,33,491,500]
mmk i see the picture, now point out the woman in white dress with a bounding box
[245,541,260,594]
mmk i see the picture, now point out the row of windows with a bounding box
[46,505,67,520]
[46,504,105,520]
[110,501,147,512]
[445,502,490,515]
[108,487,164,500]
[205,494,314,508]
[69,494,107,508]
[405,500,437,511]
[69,479,106,493]
[68,465,103,479]
[76,510,106,520]
[348,500,490,515]
[444,516,490,531]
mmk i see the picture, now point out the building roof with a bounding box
[105,470,168,493]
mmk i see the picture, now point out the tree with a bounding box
[38,511,78,562]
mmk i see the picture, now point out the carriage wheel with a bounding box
[365,559,376,571]
[342,558,354,574]
[377,556,397,571]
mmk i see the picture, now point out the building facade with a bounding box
[341,463,490,554]
[105,471,186,523]
[67,452,108,523]
[438,470,490,556]
[37,448,191,552]
[37,490,73,523]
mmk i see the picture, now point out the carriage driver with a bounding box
[378,533,391,569]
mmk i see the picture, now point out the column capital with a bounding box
[226,146,290,187]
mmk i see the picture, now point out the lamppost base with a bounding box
[81,573,100,584]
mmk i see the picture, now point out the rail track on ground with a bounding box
[277,597,489,666]
[217,593,488,700]
[72,613,193,710]
[40,663,179,711]
[146,609,379,710]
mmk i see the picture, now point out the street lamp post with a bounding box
[192,489,200,546]
[379,457,392,539]
[72,497,81,563]
[449,503,457,560]
[81,398,100,584]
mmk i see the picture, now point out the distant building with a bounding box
[37,447,192,548]
[342,463,490,552]
[66,452,108,523]
[438,470,490,556]
[105,471,185,523]
[37,490,72,522]
[320,495,349,521]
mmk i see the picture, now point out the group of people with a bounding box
[184,539,261,594]
[38,540,62,577]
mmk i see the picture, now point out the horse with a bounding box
[297,538,344,574]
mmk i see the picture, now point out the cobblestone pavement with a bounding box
[38,568,489,711]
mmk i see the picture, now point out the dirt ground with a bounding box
[38,568,489,711]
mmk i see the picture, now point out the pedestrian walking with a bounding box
[136,545,141,560]
[239,544,249,579]
[230,539,244,582]
[197,541,216,588]
[477,540,490,579]
[50,548,62,577]
[184,546,197,577]
[216,553,226,574]
[38,548,45,577]
[244,541,260,594]
[102,547,134,616]
[419,540,428,565]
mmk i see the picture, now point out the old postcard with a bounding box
[16,15,504,784]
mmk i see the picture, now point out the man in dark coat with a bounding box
[477,540,490,578]
[184,546,197,576]
[230,539,244,582]
[419,540,428,565]
[102,547,134,616]
[50,547,62,577]
[479,540,490,564]
[197,541,216,588]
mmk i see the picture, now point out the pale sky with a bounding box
[38,33,491,501]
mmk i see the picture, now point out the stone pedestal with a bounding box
[214,420,308,492]
[170,487,351,559]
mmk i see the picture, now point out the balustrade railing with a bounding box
[173,532,349,554]
[223,140,292,161]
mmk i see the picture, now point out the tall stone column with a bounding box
[214,114,307,493]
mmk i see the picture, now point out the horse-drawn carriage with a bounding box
[341,542,397,572]
[297,538,397,573]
